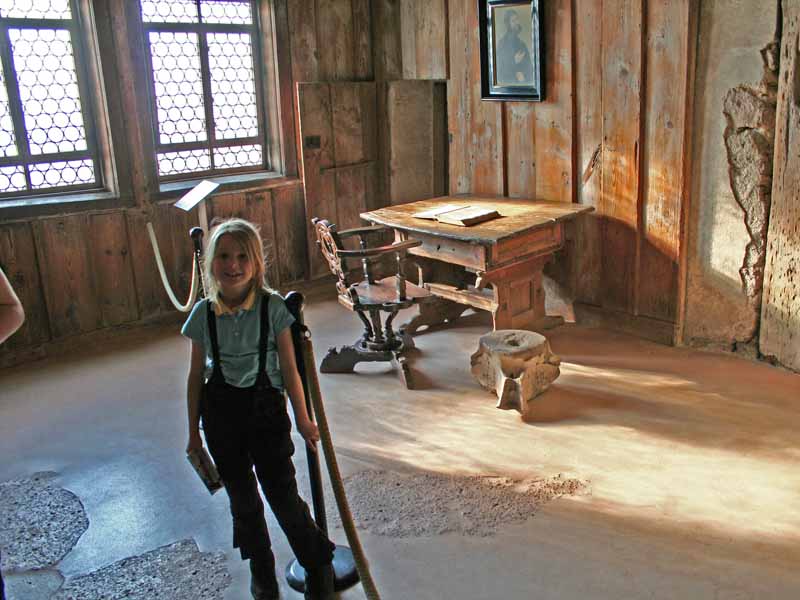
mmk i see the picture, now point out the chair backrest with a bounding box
[312,218,353,301]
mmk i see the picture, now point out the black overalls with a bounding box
[201,294,334,578]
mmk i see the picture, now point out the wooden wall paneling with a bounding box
[372,0,403,82]
[447,0,470,194]
[0,222,51,349]
[105,0,157,205]
[260,0,298,177]
[534,0,573,203]
[600,0,642,313]
[760,0,800,370]
[401,0,418,79]
[387,81,438,204]
[317,0,355,81]
[210,191,248,220]
[432,81,448,198]
[335,164,368,231]
[32,216,101,339]
[573,0,604,306]
[298,83,337,278]
[272,183,308,285]
[505,103,536,198]
[415,0,448,80]
[287,0,320,83]
[126,209,167,319]
[468,1,503,195]
[447,0,503,195]
[638,0,688,322]
[331,82,376,166]
[171,207,200,304]
[88,212,139,327]
[244,191,280,290]
[352,0,373,80]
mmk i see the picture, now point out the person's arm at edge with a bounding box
[186,340,205,453]
[277,327,319,451]
[0,267,24,345]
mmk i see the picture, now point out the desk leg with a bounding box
[490,265,564,332]
[402,297,468,335]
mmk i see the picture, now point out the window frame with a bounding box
[139,0,271,183]
[0,0,107,200]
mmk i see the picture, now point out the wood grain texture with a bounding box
[318,0,355,81]
[372,0,403,81]
[126,209,167,319]
[32,215,101,339]
[638,0,688,321]
[0,222,50,349]
[401,0,418,79]
[331,82,377,165]
[352,0,373,80]
[388,80,436,204]
[447,0,470,194]
[298,82,335,168]
[336,164,368,232]
[760,0,800,370]
[447,0,503,195]
[601,0,642,313]
[415,0,448,80]
[287,0,319,83]
[505,103,536,198]
[534,0,573,203]
[573,0,603,306]
[88,212,139,327]
[272,183,308,284]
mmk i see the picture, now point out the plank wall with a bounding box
[443,0,695,343]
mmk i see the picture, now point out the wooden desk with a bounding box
[361,195,593,332]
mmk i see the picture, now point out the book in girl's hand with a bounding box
[187,447,223,494]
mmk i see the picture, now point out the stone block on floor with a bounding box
[470,329,561,415]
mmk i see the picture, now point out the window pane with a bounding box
[158,148,210,177]
[9,28,88,155]
[149,31,206,145]
[0,61,18,157]
[28,158,94,189]
[140,0,198,24]
[214,144,262,169]
[208,32,258,141]
[0,0,71,20]
[0,165,26,192]
[200,0,253,25]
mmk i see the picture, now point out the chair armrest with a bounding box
[337,225,389,239]
[337,239,422,258]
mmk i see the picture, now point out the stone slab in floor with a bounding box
[52,539,230,600]
[0,472,88,571]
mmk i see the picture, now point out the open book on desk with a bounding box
[412,204,501,227]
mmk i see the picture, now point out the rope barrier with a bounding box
[146,221,199,312]
[300,328,382,600]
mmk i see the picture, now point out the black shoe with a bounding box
[250,558,279,600]
[304,563,335,600]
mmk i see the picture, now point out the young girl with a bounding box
[182,219,335,600]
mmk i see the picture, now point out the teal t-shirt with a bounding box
[181,291,295,390]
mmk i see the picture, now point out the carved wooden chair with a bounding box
[312,218,430,389]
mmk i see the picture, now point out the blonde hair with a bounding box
[203,218,273,303]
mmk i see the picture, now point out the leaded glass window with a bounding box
[0,0,100,198]
[140,0,266,181]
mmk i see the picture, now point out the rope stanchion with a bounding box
[146,222,199,312]
[302,328,382,600]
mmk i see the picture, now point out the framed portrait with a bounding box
[479,0,543,101]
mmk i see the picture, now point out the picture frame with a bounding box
[479,0,543,101]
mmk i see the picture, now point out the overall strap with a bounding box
[256,293,272,388]
[206,301,225,381]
